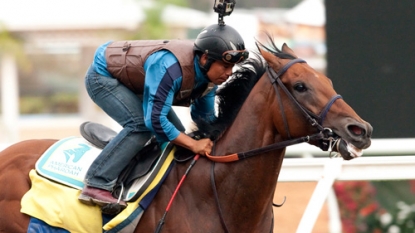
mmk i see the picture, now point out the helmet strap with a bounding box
[199,56,215,74]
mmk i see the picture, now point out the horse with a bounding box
[0,39,372,233]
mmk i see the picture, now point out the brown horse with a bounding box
[0,40,372,233]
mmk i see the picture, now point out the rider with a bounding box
[78,23,249,213]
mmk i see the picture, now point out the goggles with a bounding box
[221,50,249,64]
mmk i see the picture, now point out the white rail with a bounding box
[282,138,415,233]
[285,138,415,157]
[280,155,415,182]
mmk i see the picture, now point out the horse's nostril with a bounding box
[348,125,364,136]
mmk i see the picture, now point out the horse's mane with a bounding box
[193,56,264,140]
[255,33,297,60]
[195,35,296,141]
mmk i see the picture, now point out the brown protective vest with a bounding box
[105,40,197,106]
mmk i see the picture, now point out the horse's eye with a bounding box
[294,83,307,92]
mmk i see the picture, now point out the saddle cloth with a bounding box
[22,137,176,232]
[35,136,172,202]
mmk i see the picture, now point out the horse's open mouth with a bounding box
[337,139,363,160]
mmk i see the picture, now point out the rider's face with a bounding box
[200,54,234,85]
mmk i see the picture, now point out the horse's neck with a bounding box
[216,75,281,155]
[211,75,285,229]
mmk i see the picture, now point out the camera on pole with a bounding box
[213,0,236,25]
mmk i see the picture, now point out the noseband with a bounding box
[267,58,342,138]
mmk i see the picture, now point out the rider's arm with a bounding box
[143,51,182,143]
[143,51,213,154]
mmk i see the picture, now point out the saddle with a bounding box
[79,121,170,202]
[35,121,173,204]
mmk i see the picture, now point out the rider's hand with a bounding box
[172,132,213,155]
[190,138,213,155]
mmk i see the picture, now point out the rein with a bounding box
[204,133,324,162]
[203,58,342,163]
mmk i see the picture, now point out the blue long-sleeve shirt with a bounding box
[93,41,217,143]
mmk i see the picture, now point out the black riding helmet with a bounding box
[194,24,248,72]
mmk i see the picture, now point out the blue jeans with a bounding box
[84,66,185,191]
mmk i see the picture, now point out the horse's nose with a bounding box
[347,121,372,148]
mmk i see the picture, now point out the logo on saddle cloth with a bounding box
[64,143,90,163]
[36,137,99,189]
[36,136,174,202]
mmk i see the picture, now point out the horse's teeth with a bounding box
[347,142,363,157]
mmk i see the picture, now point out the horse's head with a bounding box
[258,42,372,160]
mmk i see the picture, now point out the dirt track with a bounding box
[273,182,329,232]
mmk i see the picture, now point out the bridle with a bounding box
[204,58,342,163]
[268,58,342,140]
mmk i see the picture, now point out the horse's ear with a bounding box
[281,43,298,58]
[256,43,275,63]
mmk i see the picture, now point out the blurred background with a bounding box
[0,0,325,143]
[1,0,414,232]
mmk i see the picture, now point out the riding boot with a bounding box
[78,186,127,215]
